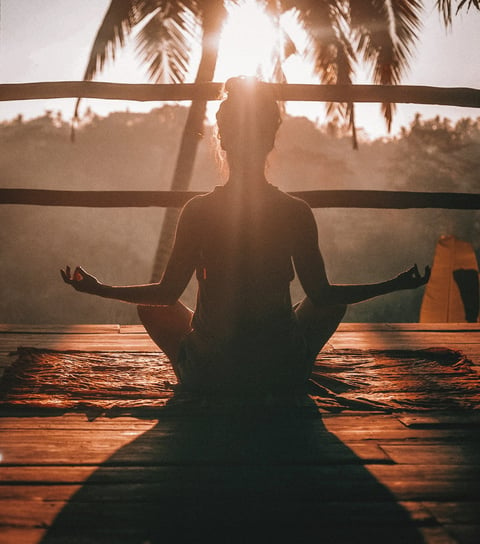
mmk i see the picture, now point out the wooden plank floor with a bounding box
[1,323,479,543]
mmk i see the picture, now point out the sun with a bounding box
[210,2,330,124]
[208,1,393,139]
[213,0,316,83]
[214,0,282,82]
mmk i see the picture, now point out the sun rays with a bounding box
[214,0,284,81]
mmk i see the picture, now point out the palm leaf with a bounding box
[350,0,422,131]
[135,5,199,83]
[82,0,157,82]
[72,0,158,134]
[458,0,480,12]
[437,0,480,25]
[72,0,201,137]
[263,1,296,92]
[436,0,454,24]
[297,2,358,145]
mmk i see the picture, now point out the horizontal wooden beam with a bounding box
[1,81,479,108]
[1,188,479,210]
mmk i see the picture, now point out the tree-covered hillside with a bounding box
[1,108,479,323]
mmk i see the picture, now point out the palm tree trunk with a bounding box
[149,101,208,282]
[150,2,225,282]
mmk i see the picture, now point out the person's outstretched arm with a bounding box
[61,199,199,306]
[292,200,430,306]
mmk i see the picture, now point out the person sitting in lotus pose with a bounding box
[62,77,430,394]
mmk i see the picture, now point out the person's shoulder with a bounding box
[182,188,217,212]
[269,185,311,214]
[180,188,224,226]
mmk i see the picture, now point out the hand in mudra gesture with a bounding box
[61,265,100,294]
[395,264,431,290]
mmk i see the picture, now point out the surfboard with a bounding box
[420,235,479,323]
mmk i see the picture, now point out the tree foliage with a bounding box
[78,0,479,130]
[395,114,480,192]
[74,0,480,279]
[2,107,479,324]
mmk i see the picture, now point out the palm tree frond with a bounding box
[285,2,358,144]
[135,6,199,83]
[350,0,422,130]
[352,0,422,84]
[436,0,453,25]
[282,29,297,58]
[292,2,341,82]
[72,0,159,134]
[433,0,480,25]
[456,0,480,15]
[82,0,157,82]
[262,0,297,84]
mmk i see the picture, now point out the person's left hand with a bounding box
[395,264,431,290]
[61,265,100,294]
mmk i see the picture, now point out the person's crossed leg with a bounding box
[137,302,193,378]
[138,299,346,384]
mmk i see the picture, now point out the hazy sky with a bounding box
[0,0,479,138]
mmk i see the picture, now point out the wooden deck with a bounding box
[1,323,480,543]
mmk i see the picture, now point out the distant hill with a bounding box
[1,107,479,323]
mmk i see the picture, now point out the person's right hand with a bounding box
[395,264,431,290]
[61,265,100,294]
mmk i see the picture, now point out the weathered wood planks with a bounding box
[1,419,478,542]
[1,323,479,359]
[1,323,479,543]
[0,333,160,352]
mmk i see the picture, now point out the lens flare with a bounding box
[215,0,281,81]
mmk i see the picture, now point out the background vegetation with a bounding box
[1,107,479,323]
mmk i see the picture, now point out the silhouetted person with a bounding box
[62,77,430,394]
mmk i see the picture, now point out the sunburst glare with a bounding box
[210,1,320,124]
[214,0,282,81]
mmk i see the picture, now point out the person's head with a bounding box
[216,77,281,167]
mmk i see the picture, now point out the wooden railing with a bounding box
[1,81,479,210]
[1,81,480,107]
[1,188,479,210]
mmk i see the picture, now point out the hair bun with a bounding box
[225,76,254,94]
[224,76,272,101]
[216,76,281,152]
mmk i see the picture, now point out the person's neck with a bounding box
[226,154,268,188]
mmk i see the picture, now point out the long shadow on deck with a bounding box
[41,404,427,543]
